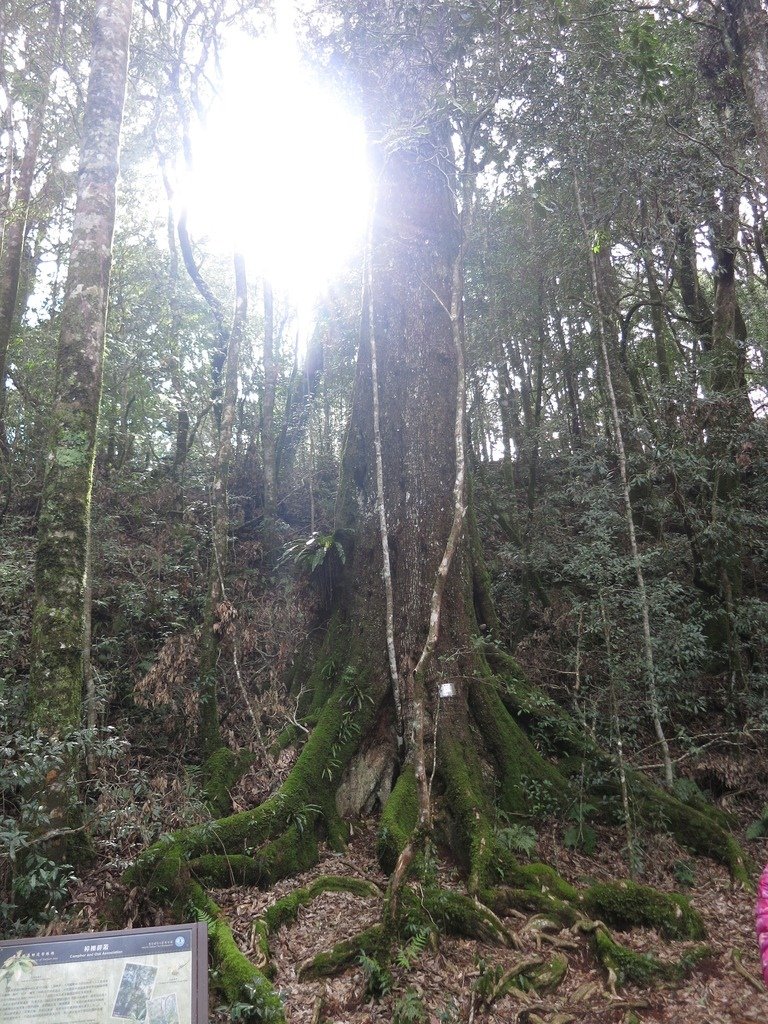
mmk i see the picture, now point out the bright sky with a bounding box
[181,20,372,322]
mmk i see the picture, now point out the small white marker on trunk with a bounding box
[439,682,455,698]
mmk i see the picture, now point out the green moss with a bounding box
[483,649,751,885]
[524,953,568,993]
[469,671,570,817]
[257,825,319,885]
[627,770,753,885]
[128,665,385,886]
[584,881,706,940]
[440,738,496,890]
[484,885,580,926]
[124,837,189,909]
[202,748,255,818]
[485,651,588,757]
[413,888,509,944]
[592,927,710,987]
[297,925,387,980]
[189,854,262,887]
[271,725,298,755]
[263,875,381,932]
[498,860,580,903]
[189,884,284,1023]
[250,919,273,979]
[378,767,418,873]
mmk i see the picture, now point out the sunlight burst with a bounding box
[182,28,371,311]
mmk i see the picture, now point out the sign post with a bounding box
[0,923,207,1024]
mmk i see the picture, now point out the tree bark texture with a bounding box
[28,0,133,734]
[725,0,768,186]
[336,130,465,690]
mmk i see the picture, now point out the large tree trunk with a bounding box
[335,129,465,719]
[28,0,132,739]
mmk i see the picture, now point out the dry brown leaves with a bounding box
[133,632,200,731]
[205,822,768,1024]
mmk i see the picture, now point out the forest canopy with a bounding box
[1,0,768,1022]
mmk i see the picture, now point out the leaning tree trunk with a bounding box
[28,0,132,741]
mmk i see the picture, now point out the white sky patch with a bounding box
[181,28,372,317]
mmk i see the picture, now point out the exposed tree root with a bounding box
[483,649,752,884]
[473,953,568,1012]
[253,874,383,978]
[121,643,750,1021]
[729,947,765,992]
[188,882,285,1024]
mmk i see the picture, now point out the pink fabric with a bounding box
[757,864,768,987]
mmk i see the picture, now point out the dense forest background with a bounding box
[2,1,768,1022]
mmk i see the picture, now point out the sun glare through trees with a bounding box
[180,26,372,316]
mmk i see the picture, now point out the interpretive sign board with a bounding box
[0,923,207,1024]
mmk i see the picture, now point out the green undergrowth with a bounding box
[484,645,752,885]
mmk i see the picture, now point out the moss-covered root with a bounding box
[486,867,705,942]
[127,664,385,900]
[378,767,418,873]
[414,888,512,945]
[485,647,752,885]
[583,881,705,940]
[475,954,568,1010]
[627,771,753,886]
[586,923,711,993]
[297,925,387,981]
[264,875,382,932]
[484,874,709,993]
[202,748,256,818]
[190,884,285,1024]
[254,875,383,976]
[297,885,512,983]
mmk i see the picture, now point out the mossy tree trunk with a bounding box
[28,0,132,746]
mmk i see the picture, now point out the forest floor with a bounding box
[68,760,768,1024]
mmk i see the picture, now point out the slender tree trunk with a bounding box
[643,254,672,389]
[199,253,248,757]
[262,279,277,513]
[177,210,229,426]
[673,221,713,353]
[575,178,674,787]
[0,0,62,444]
[28,0,132,745]
[552,305,582,446]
